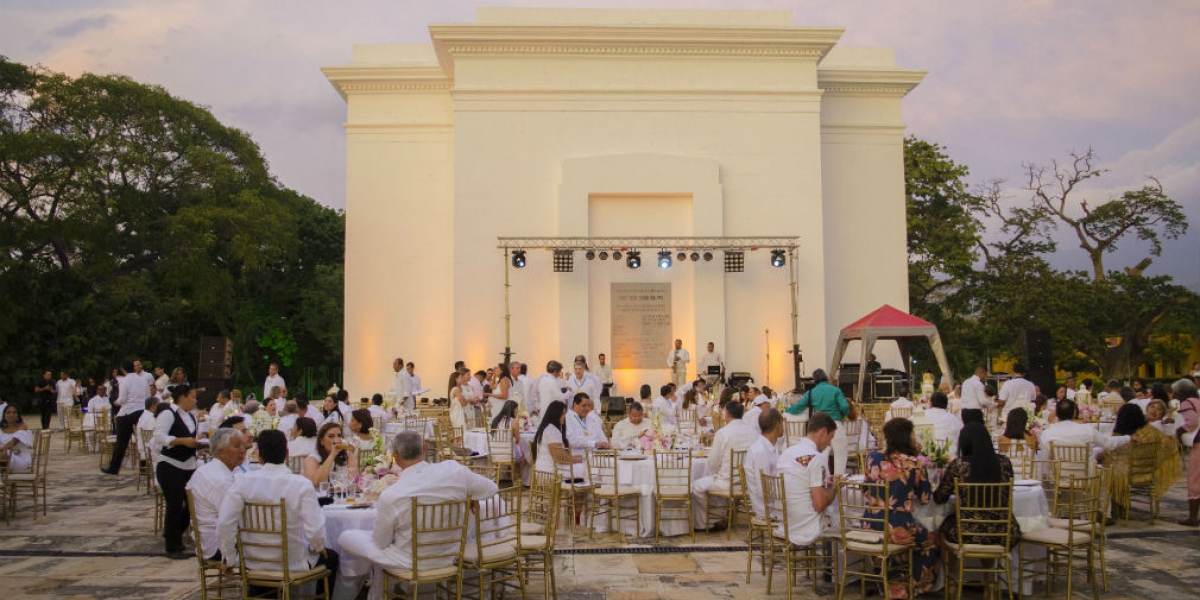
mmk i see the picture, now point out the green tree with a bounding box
[0,57,343,405]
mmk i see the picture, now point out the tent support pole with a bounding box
[788,247,803,393]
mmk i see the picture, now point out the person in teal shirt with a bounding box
[786,369,852,476]
[786,369,850,421]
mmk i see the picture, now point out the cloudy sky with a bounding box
[4,0,1198,288]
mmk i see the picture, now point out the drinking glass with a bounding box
[319,482,330,498]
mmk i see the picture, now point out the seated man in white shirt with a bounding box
[651,384,677,426]
[136,396,162,464]
[565,393,610,452]
[217,430,337,595]
[611,402,652,449]
[743,395,769,435]
[692,402,758,530]
[777,411,841,547]
[1038,398,1133,462]
[924,392,963,455]
[84,386,111,450]
[337,430,499,599]
[296,393,324,428]
[885,385,914,421]
[185,427,247,562]
[744,408,783,521]
[367,394,389,423]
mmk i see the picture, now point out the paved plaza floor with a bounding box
[1,425,1197,599]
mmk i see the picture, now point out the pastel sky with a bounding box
[3,0,1198,288]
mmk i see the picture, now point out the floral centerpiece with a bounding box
[918,430,952,469]
[517,410,539,432]
[1078,402,1102,422]
[640,412,676,452]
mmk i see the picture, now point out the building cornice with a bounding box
[321,66,451,100]
[428,24,844,77]
[817,68,926,97]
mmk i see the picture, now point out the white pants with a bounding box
[337,530,412,600]
[831,423,848,476]
[671,369,687,389]
[691,475,730,528]
[57,403,73,430]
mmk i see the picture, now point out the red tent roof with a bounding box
[841,304,934,333]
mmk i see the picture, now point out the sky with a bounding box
[3,0,1198,288]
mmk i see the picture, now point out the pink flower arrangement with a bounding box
[1078,403,1102,421]
[639,429,673,452]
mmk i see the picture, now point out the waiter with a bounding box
[667,339,690,388]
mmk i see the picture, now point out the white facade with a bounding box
[323,8,924,396]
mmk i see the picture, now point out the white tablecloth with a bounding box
[323,504,378,577]
[589,452,709,538]
[462,429,490,458]
[914,482,1051,533]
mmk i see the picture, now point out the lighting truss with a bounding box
[497,236,799,252]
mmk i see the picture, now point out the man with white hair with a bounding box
[185,427,247,563]
[337,430,498,600]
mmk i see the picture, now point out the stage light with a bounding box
[553,250,573,273]
[658,251,672,270]
[724,251,744,273]
[703,251,713,262]
[676,252,687,262]
[598,251,609,260]
[585,250,596,260]
[770,249,786,268]
[612,250,622,260]
[511,250,526,268]
[626,251,641,269]
[690,252,700,261]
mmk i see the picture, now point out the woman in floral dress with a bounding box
[864,417,939,598]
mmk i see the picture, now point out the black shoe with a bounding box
[100,467,119,475]
[166,550,191,560]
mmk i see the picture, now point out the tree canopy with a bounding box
[904,137,1197,380]
[0,57,343,405]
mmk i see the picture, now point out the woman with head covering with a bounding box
[934,422,1022,547]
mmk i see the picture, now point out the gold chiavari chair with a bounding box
[1047,465,1111,593]
[382,497,471,600]
[5,429,53,517]
[1019,473,1102,600]
[136,428,154,493]
[1048,443,1092,513]
[586,450,641,542]
[761,473,837,600]
[741,463,775,583]
[998,440,1036,480]
[1126,441,1162,523]
[652,450,694,543]
[90,409,112,454]
[236,499,331,600]
[286,455,306,475]
[65,406,88,453]
[837,479,914,600]
[860,404,890,448]
[843,418,865,474]
[487,427,519,485]
[677,407,699,438]
[98,416,118,468]
[462,488,526,600]
[783,419,807,447]
[940,481,1016,600]
[890,405,914,420]
[186,489,239,600]
[551,446,596,536]
[522,470,561,600]
[705,448,748,540]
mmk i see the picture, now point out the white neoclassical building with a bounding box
[323,8,924,396]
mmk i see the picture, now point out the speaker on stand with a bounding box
[1021,329,1056,398]
[197,336,233,410]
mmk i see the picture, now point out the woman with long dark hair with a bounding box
[0,404,33,472]
[490,400,524,463]
[999,407,1037,453]
[532,401,576,475]
[934,422,1021,547]
[863,418,939,598]
[303,421,359,489]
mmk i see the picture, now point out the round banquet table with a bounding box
[462,428,490,458]
[586,451,710,538]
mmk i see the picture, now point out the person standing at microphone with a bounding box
[667,339,690,388]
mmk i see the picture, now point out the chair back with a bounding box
[32,429,53,476]
[838,480,900,554]
[860,404,889,443]
[653,450,693,499]
[235,499,292,576]
[68,406,85,432]
[410,496,472,573]
[138,427,156,464]
[550,445,587,484]
[760,472,790,534]
[1057,473,1102,543]
[1127,441,1159,488]
[473,488,521,562]
[185,488,210,561]
[999,441,1036,479]
[783,419,807,446]
[527,469,561,537]
[372,415,385,434]
[586,450,621,490]
[728,448,747,498]
[286,455,306,474]
[488,427,515,463]
[677,407,699,436]
[890,405,913,419]
[93,409,111,434]
[1049,442,1092,483]
[843,418,863,453]
[950,481,1014,552]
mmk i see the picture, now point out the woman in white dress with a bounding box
[287,416,318,458]
[0,405,35,472]
[532,401,578,476]
[449,370,470,431]
[347,409,376,452]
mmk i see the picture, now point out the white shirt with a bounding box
[777,437,833,546]
[263,374,286,400]
[534,426,564,475]
[565,410,608,450]
[369,461,499,570]
[155,374,170,394]
[393,369,411,400]
[208,400,237,426]
[999,377,1037,419]
[924,407,962,454]
[667,348,691,372]
[116,373,151,417]
[696,350,724,376]
[610,417,650,449]
[153,404,199,470]
[86,395,110,417]
[566,373,602,405]
[55,378,77,404]
[1038,420,1131,460]
[137,370,155,388]
[706,418,758,486]
[532,373,564,416]
[304,405,325,428]
[651,396,676,425]
[277,413,298,434]
[137,409,159,458]
[186,459,236,559]
[594,364,613,385]
[288,437,317,458]
[744,406,764,435]
[743,435,779,520]
[959,375,994,410]
[219,463,324,570]
[368,405,388,422]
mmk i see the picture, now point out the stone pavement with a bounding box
[1,424,1197,599]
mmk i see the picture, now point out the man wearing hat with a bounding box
[785,369,852,475]
[744,393,770,435]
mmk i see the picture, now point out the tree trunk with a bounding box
[1100,318,1158,379]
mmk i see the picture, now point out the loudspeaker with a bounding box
[195,379,231,411]
[1021,329,1056,396]
[198,336,232,380]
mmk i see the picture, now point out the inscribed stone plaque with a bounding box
[611,283,672,369]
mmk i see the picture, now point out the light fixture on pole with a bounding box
[553,250,573,272]
[626,250,641,269]
[658,251,672,270]
[724,251,744,273]
[511,250,526,268]
[770,249,786,267]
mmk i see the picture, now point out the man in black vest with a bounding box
[155,383,200,559]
